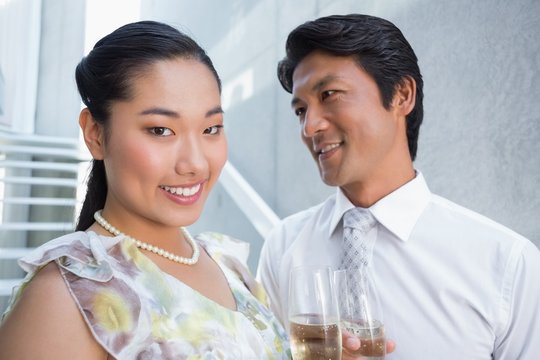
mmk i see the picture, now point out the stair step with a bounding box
[0,247,35,259]
[0,159,83,172]
[0,176,79,187]
[0,132,80,147]
[0,279,22,297]
[0,222,74,231]
[0,144,89,161]
[0,197,78,206]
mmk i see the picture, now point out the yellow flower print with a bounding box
[93,289,133,332]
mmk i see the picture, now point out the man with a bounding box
[258,14,540,359]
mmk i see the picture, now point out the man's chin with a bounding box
[320,171,340,187]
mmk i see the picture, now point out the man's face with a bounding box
[291,51,405,201]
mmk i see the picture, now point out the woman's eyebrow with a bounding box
[138,107,179,118]
[206,106,224,117]
[138,105,223,118]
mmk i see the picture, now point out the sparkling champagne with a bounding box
[290,314,342,360]
[342,319,385,359]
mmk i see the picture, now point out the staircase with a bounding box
[0,131,90,311]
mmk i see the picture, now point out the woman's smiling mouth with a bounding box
[160,183,202,196]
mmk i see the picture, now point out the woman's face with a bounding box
[99,58,226,231]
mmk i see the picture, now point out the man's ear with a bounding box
[392,75,416,117]
[79,108,105,160]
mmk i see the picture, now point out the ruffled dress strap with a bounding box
[195,231,269,305]
[3,231,121,318]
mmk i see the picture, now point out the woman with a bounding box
[0,21,289,359]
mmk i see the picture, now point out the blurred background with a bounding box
[1,0,539,312]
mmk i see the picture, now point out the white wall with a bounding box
[34,0,86,138]
[0,0,42,132]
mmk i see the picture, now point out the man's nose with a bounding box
[302,107,328,138]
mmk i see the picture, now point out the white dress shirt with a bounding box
[257,172,540,359]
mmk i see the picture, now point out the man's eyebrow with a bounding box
[291,97,301,108]
[138,106,224,118]
[312,75,340,91]
[290,74,341,108]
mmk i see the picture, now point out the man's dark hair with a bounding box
[277,14,424,160]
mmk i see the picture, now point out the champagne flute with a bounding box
[334,268,386,359]
[288,266,342,360]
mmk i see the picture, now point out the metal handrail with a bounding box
[219,161,280,238]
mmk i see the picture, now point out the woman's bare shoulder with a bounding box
[0,262,107,359]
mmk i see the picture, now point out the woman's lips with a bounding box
[159,182,204,205]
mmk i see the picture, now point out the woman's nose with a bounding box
[174,136,206,176]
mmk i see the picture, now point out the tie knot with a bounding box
[343,208,376,233]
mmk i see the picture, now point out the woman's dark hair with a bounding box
[277,14,424,161]
[75,21,221,231]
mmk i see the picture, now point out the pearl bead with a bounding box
[93,210,199,265]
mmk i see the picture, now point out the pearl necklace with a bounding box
[93,210,200,265]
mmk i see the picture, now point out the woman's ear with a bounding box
[79,108,105,160]
[392,75,416,117]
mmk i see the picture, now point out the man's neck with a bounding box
[341,165,416,208]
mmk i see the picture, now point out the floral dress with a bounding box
[3,231,290,359]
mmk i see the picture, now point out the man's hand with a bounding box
[342,330,395,359]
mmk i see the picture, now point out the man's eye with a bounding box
[321,90,336,100]
[294,107,306,116]
[149,127,173,136]
[203,125,224,135]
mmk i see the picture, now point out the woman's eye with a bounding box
[149,127,173,136]
[294,107,306,117]
[204,125,224,135]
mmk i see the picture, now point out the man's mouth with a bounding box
[320,143,341,154]
[317,142,342,155]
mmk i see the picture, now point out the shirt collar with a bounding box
[328,171,431,242]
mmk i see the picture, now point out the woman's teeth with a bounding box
[160,184,201,196]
